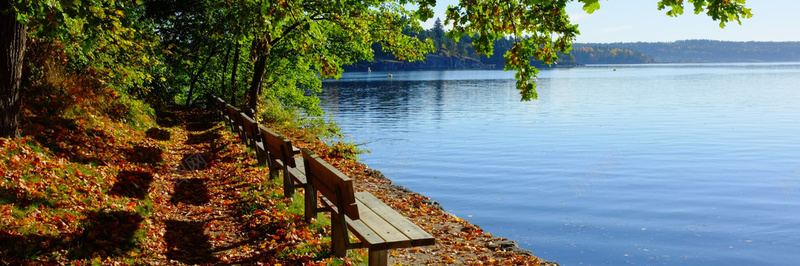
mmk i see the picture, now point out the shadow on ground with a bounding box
[109,171,154,199]
[186,131,220,145]
[0,187,57,209]
[171,178,211,206]
[25,115,113,166]
[156,108,181,128]
[0,211,143,261]
[164,220,217,264]
[146,127,171,141]
[126,145,163,165]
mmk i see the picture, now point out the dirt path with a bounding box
[139,107,326,265]
[141,108,251,264]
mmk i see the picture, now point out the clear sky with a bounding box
[421,0,800,43]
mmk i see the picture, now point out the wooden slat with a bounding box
[345,217,388,249]
[350,198,409,249]
[355,192,435,247]
[287,157,307,185]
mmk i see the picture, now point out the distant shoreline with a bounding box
[342,61,800,74]
[350,40,800,71]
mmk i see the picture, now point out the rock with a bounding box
[365,168,387,180]
[422,199,443,211]
[486,240,535,257]
[393,185,413,194]
[461,224,482,233]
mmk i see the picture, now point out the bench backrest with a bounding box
[238,112,260,146]
[302,150,359,220]
[225,104,241,130]
[216,97,226,112]
[214,97,226,119]
[259,125,295,167]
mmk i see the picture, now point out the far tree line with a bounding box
[362,21,800,69]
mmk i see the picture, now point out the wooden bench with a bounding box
[259,126,306,198]
[213,96,227,123]
[225,104,246,140]
[238,112,268,166]
[301,150,435,266]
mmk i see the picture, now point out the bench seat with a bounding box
[323,192,435,250]
[286,157,307,185]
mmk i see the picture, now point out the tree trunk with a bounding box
[185,47,218,107]
[0,1,27,139]
[229,42,241,104]
[219,41,232,96]
[247,54,267,117]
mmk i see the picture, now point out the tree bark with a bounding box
[219,41,232,96]
[0,1,27,139]
[247,54,267,117]
[229,42,241,104]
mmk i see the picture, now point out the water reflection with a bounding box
[321,70,523,128]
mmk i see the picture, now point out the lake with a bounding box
[318,63,800,265]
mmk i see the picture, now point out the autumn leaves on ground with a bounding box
[1,58,551,266]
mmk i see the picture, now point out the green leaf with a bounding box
[582,0,601,14]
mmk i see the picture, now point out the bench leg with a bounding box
[267,165,279,180]
[282,167,293,198]
[304,184,316,223]
[330,213,348,258]
[368,249,388,266]
[256,151,267,166]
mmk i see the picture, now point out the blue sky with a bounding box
[421,0,800,43]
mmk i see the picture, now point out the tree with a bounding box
[208,0,435,115]
[0,0,27,138]
[2,0,160,138]
[433,17,445,44]
[145,0,228,107]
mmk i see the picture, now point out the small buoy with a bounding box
[388,73,393,78]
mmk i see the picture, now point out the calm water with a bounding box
[318,63,800,265]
